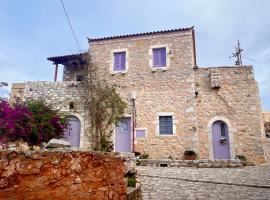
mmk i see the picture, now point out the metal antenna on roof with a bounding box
[60,0,81,52]
[229,40,243,66]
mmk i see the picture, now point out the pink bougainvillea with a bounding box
[0,100,33,144]
[0,99,68,146]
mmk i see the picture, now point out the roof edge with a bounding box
[88,26,194,42]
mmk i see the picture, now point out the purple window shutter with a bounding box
[153,49,159,67]
[153,48,166,67]
[114,53,120,71]
[114,52,126,71]
[120,53,126,70]
[160,48,166,66]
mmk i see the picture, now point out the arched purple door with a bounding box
[114,117,131,152]
[212,121,230,159]
[63,116,81,147]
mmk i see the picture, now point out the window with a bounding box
[76,74,83,81]
[69,102,74,109]
[159,116,173,135]
[114,52,126,71]
[136,129,146,138]
[153,47,166,67]
[220,123,226,137]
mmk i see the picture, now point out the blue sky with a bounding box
[0,0,269,110]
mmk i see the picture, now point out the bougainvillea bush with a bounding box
[0,99,68,146]
[26,100,68,145]
[0,100,33,145]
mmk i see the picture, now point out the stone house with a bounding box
[14,27,266,164]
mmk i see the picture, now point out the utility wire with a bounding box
[60,0,81,51]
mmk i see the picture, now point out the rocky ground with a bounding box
[137,162,270,200]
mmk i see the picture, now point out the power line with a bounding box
[60,0,81,51]
[229,40,243,66]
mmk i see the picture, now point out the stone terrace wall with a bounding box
[0,150,126,200]
[195,66,265,164]
[24,81,91,148]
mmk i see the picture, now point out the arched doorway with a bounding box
[63,116,81,147]
[212,120,230,159]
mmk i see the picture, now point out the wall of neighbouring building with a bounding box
[0,150,126,200]
[24,81,91,148]
[90,29,197,159]
[195,66,265,164]
[9,83,25,104]
[262,112,270,160]
[263,112,270,123]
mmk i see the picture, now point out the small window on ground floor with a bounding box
[159,116,173,135]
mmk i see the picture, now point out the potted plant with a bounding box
[183,149,197,160]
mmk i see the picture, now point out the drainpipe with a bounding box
[130,91,136,153]
[54,63,58,82]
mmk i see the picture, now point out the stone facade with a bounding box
[18,27,266,164]
[195,67,265,164]
[9,83,25,104]
[0,150,126,200]
[90,28,197,160]
[24,81,91,148]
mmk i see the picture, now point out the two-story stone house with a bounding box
[21,27,265,164]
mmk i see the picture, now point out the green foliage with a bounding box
[140,153,149,159]
[25,100,68,145]
[83,57,127,152]
[127,176,136,187]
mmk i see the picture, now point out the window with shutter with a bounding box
[153,47,166,67]
[114,52,126,71]
[159,116,173,135]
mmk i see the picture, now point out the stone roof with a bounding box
[87,26,194,42]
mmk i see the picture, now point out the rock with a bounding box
[32,145,41,151]
[16,141,30,151]
[46,139,71,148]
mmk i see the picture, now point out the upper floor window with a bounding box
[153,47,166,67]
[114,52,126,71]
[159,116,173,135]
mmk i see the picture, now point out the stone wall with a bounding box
[24,81,91,148]
[90,29,197,159]
[263,112,270,123]
[195,66,265,164]
[9,83,25,104]
[137,165,270,200]
[0,150,126,200]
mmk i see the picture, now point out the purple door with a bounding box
[63,116,81,147]
[212,121,230,159]
[115,117,131,152]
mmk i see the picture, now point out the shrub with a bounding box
[26,100,68,145]
[127,176,136,187]
[140,153,149,159]
[0,100,33,144]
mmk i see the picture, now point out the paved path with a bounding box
[137,164,270,200]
